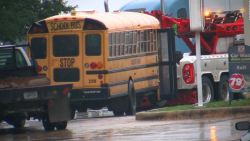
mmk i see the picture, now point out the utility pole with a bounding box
[189,0,204,106]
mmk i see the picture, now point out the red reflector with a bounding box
[97,62,103,69]
[90,62,98,69]
[98,74,103,79]
[62,87,69,96]
[182,64,195,84]
[37,65,43,72]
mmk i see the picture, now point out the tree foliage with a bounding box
[0,0,76,43]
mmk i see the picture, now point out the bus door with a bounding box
[29,35,50,77]
[158,28,177,100]
[82,31,104,88]
[49,33,83,88]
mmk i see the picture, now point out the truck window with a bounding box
[0,49,27,69]
[16,50,27,68]
[0,49,14,69]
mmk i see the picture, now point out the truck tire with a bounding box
[55,121,67,130]
[126,80,136,115]
[218,75,229,101]
[13,119,26,129]
[42,117,55,131]
[202,76,214,103]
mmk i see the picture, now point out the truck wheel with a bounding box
[13,119,26,129]
[55,121,67,130]
[202,76,214,103]
[108,97,127,116]
[218,75,229,101]
[126,80,136,115]
[42,117,55,131]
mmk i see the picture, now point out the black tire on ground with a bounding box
[42,116,55,131]
[202,76,214,103]
[126,80,136,115]
[55,121,67,130]
[70,107,76,119]
[13,119,26,129]
[108,97,128,117]
[218,75,229,101]
[148,90,158,108]
[113,111,124,116]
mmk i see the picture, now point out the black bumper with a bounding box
[70,87,110,101]
[0,84,72,105]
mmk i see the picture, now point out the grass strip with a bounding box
[156,98,250,112]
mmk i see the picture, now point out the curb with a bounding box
[136,106,250,120]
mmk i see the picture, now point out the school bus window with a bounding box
[86,34,101,56]
[108,33,113,57]
[137,32,141,53]
[116,33,120,56]
[116,45,119,56]
[150,30,154,51]
[109,46,112,57]
[30,38,46,59]
[120,33,125,56]
[133,32,137,54]
[140,31,145,53]
[53,35,79,57]
[146,30,149,52]
[124,44,128,55]
[54,68,80,82]
[154,31,158,51]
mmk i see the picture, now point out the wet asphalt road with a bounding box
[0,115,249,141]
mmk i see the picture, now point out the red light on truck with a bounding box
[182,64,195,84]
[62,87,69,96]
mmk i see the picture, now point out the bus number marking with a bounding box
[88,79,96,84]
[60,58,75,68]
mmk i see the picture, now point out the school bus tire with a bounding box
[108,98,127,116]
[126,80,136,115]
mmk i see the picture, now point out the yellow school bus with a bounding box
[27,11,160,116]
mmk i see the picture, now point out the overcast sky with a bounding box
[66,0,133,12]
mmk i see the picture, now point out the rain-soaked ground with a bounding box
[0,115,249,141]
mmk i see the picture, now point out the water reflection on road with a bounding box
[0,116,249,141]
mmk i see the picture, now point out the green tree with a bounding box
[0,0,76,43]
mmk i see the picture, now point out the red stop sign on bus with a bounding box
[229,73,245,91]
